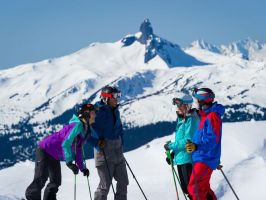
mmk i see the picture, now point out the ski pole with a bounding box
[82,147,93,200]
[217,165,240,200]
[74,174,77,200]
[166,150,179,200]
[124,158,148,200]
[172,167,188,200]
[74,140,77,200]
[102,148,116,197]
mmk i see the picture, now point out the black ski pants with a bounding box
[25,147,61,200]
[177,163,192,195]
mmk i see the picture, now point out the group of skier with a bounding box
[164,88,224,200]
[25,85,225,200]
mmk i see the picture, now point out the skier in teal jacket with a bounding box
[164,94,199,199]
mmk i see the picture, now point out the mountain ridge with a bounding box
[0,19,266,169]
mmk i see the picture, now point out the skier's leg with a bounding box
[43,156,61,200]
[187,162,215,200]
[25,147,49,200]
[177,163,192,195]
[94,163,115,200]
[206,189,217,200]
[113,160,129,200]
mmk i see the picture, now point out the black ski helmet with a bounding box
[192,87,215,103]
[100,85,121,104]
[77,103,95,119]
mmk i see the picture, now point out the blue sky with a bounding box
[0,0,265,70]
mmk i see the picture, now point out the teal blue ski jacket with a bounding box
[168,110,199,165]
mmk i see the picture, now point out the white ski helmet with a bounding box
[172,94,193,106]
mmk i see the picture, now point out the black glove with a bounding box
[66,162,79,175]
[166,151,175,165]
[164,143,170,151]
[82,168,90,177]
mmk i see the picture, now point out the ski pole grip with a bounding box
[217,164,223,170]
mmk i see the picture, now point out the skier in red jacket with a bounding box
[186,88,225,200]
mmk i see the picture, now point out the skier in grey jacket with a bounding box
[91,85,128,200]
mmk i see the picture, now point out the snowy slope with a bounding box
[1,120,266,200]
[0,19,266,170]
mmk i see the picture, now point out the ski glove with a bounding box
[82,168,90,177]
[66,162,79,175]
[166,151,175,165]
[185,142,197,153]
[98,139,106,149]
[164,143,170,151]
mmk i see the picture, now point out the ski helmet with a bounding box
[172,94,193,106]
[77,103,95,119]
[192,88,215,103]
[100,85,121,104]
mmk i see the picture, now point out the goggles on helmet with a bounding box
[82,103,95,113]
[78,103,95,119]
[192,88,214,103]
[172,98,183,107]
[101,91,121,99]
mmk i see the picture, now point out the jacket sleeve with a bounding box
[87,128,99,147]
[117,111,124,144]
[121,130,124,145]
[196,113,221,151]
[169,117,197,151]
[62,122,82,163]
[75,146,84,171]
[91,108,107,138]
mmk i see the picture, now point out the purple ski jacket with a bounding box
[39,114,89,171]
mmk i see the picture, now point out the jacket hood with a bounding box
[204,102,225,117]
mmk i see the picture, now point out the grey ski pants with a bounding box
[25,147,61,200]
[94,139,129,200]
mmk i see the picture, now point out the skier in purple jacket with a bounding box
[25,103,97,200]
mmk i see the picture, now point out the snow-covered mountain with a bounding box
[0,19,266,170]
[189,37,266,61]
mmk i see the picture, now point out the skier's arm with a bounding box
[87,128,100,147]
[120,130,124,145]
[118,121,124,145]
[62,123,81,163]
[169,117,197,151]
[91,109,107,138]
[75,146,84,171]
[196,113,221,151]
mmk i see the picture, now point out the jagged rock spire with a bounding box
[138,19,153,44]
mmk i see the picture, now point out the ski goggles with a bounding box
[192,88,214,102]
[101,91,121,99]
[83,103,95,113]
[172,98,183,107]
